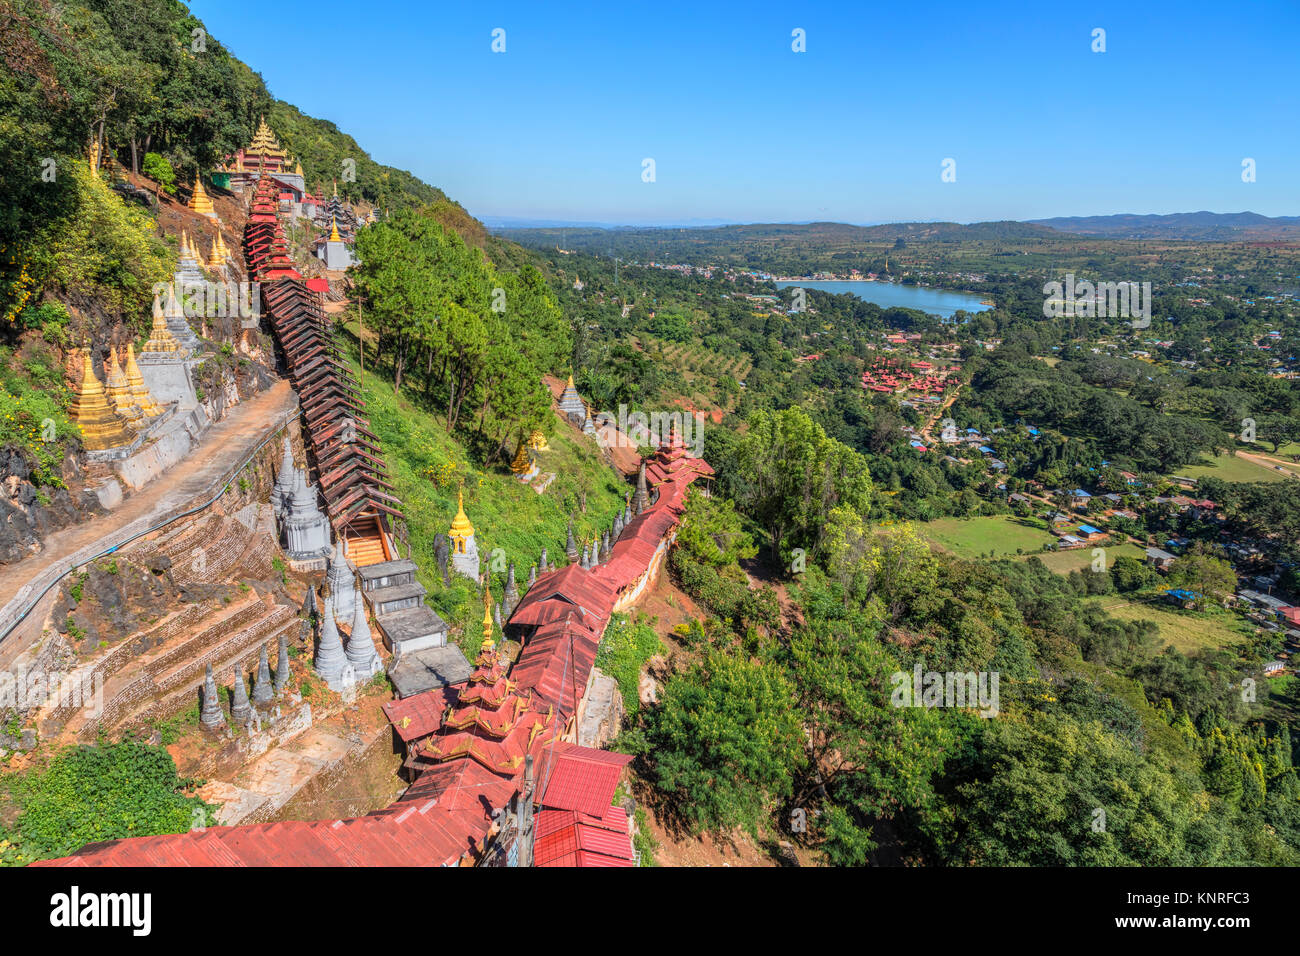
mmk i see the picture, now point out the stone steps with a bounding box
[75,596,299,740]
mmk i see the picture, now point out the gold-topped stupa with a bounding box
[142,298,182,354]
[449,489,475,553]
[68,350,135,451]
[527,428,548,451]
[510,440,532,475]
[123,343,163,417]
[206,237,225,268]
[103,347,142,424]
[328,217,342,243]
[187,174,216,218]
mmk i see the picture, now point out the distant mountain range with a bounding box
[1030,211,1300,241]
[495,212,1300,244]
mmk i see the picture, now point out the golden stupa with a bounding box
[527,428,548,451]
[103,347,142,424]
[328,217,342,242]
[187,174,216,218]
[206,237,225,268]
[509,439,534,477]
[123,343,163,417]
[142,297,182,354]
[449,489,475,553]
[68,350,135,451]
[481,582,495,652]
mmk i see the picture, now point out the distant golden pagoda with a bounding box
[103,347,142,425]
[295,160,304,176]
[68,350,135,451]
[123,343,163,417]
[187,174,216,219]
[206,237,225,268]
[328,217,342,243]
[527,428,548,451]
[142,298,182,354]
[246,116,288,171]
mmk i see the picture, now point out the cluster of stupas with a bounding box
[309,584,383,691]
[67,345,166,456]
[271,436,333,567]
[199,629,292,732]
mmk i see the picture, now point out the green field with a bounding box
[1083,597,1253,654]
[918,516,1057,559]
[1026,542,1147,574]
[1174,451,1298,484]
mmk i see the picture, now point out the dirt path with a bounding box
[918,383,964,444]
[0,381,297,650]
[1235,448,1300,479]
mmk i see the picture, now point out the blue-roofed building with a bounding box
[1078,524,1103,537]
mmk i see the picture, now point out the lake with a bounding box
[774,280,992,318]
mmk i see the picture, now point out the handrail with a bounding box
[0,401,299,646]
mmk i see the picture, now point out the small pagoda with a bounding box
[447,490,480,580]
[510,438,539,483]
[68,349,137,457]
[557,373,587,424]
[103,347,143,426]
[187,174,218,221]
[122,343,163,418]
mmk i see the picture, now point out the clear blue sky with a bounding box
[191,0,1298,226]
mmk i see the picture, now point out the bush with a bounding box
[594,613,662,714]
[0,742,213,865]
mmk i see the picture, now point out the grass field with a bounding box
[1083,597,1253,654]
[1174,451,1297,484]
[1025,542,1147,574]
[919,515,1057,559]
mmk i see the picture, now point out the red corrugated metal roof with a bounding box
[533,808,634,867]
[539,744,632,817]
[382,687,454,742]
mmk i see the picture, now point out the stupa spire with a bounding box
[200,663,225,730]
[252,644,273,704]
[314,609,348,686]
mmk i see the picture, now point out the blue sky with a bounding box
[191,0,1299,226]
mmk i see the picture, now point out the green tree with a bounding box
[734,406,872,561]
